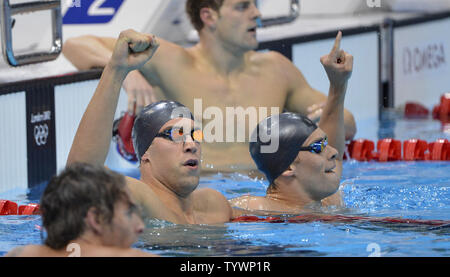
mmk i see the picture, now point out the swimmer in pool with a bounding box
[230,32,353,212]
[63,0,356,171]
[66,32,236,224]
[4,163,155,257]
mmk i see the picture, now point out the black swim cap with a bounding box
[132,100,194,161]
[249,112,318,184]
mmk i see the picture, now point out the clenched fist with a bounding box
[109,29,160,74]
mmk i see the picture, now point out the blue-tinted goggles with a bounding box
[298,137,328,154]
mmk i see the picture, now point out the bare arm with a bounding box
[63,34,180,114]
[67,64,125,165]
[67,30,159,166]
[64,35,157,114]
[63,35,117,70]
[314,32,353,207]
[279,52,356,141]
[318,31,353,165]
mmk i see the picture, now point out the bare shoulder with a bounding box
[248,50,300,85]
[192,188,232,216]
[145,38,191,68]
[248,50,291,68]
[229,195,267,211]
[125,176,162,202]
[140,38,191,85]
[67,245,158,257]
[125,176,149,202]
[125,176,146,191]
[228,194,251,209]
[4,246,27,257]
[4,245,55,257]
[194,188,228,206]
[117,248,158,257]
[124,176,178,221]
[156,38,188,57]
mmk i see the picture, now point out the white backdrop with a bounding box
[292,32,380,140]
[394,17,450,109]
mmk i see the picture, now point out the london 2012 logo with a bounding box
[31,111,51,147]
[63,0,125,24]
[34,124,49,146]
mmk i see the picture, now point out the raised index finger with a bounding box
[330,31,342,56]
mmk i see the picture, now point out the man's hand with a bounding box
[109,29,159,75]
[320,31,353,90]
[123,70,157,114]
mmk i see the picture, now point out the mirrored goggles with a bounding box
[155,127,203,143]
[298,137,328,154]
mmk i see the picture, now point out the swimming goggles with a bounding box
[155,127,203,143]
[298,137,328,154]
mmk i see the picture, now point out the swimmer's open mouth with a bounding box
[183,159,199,168]
[247,27,257,33]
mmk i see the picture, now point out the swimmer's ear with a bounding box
[280,165,295,178]
[85,207,104,235]
[199,7,218,31]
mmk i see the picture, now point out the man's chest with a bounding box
[161,69,288,111]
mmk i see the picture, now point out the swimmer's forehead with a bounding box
[158,118,195,132]
[223,0,256,6]
[302,128,327,146]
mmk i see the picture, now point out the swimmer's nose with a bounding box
[183,136,199,154]
[136,218,145,234]
[328,145,338,160]
[251,2,262,19]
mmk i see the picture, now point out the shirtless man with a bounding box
[65,32,234,224]
[63,0,356,171]
[4,163,155,257]
[230,31,352,212]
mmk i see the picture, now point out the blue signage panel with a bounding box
[63,0,125,24]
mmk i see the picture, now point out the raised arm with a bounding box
[279,48,356,141]
[315,32,353,207]
[67,30,159,166]
[318,31,353,164]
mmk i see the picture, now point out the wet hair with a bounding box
[250,113,318,185]
[132,100,193,162]
[186,0,224,31]
[40,163,128,250]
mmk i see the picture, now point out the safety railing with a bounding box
[259,0,300,28]
[0,0,62,66]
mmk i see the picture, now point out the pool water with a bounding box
[0,117,449,256]
[136,160,449,257]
